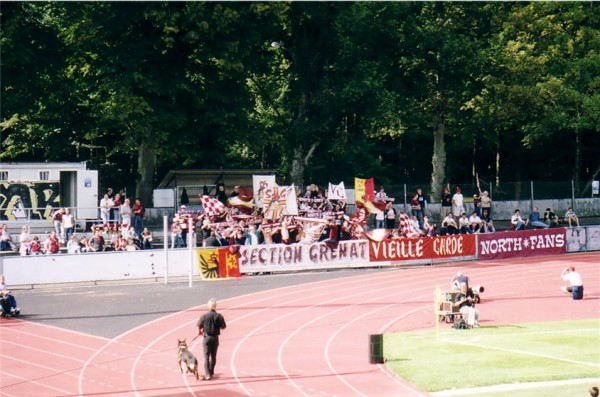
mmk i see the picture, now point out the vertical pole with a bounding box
[571,179,575,209]
[435,285,440,341]
[189,217,194,288]
[530,180,534,212]
[163,215,168,284]
[403,184,407,213]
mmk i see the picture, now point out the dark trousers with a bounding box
[203,335,219,377]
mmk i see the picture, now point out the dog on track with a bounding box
[177,339,199,380]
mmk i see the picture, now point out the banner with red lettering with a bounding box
[369,234,476,262]
[196,248,240,279]
[478,228,566,260]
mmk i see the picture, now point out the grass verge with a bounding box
[384,319,600,394]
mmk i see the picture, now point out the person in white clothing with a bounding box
[19,226,31,256]
[120,198,132,227]
[451,187,464,217]
[100,194,114,226]
[561,266,583,300]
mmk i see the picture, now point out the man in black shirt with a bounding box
[197,298,227,380]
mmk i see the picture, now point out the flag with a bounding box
[295,217,328,244]
[354,177,380,214]
[253,175,276,209]
[200,195,227,221]
[262,184,298,220]
[196,248,240,279]
[284,184,299,216]
[327,182,347,200]
[398,211,420,238]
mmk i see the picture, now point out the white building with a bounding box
[0,162,98,222]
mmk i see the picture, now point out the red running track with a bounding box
[1,252,599,397]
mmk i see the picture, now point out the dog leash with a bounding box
[191,333,201,343]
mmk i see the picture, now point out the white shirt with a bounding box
[562,271,583,287]
[469,215,482,225]
[100,198,113,214]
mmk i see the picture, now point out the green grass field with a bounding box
[384,319,600,396]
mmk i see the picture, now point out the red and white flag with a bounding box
[398,211,420,238]
[200,195,227,221]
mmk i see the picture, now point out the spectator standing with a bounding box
[132,198,145,237]
[19,225,31,256]
[384,201,397,229]
[62,208,75,243]
[472,193,482,217]
[99,194,113,226]
[52,208,65,242]
[417,188,428,225]
[216,184,228,206]
[112,193,122,224]
[440,186,452,223]
[451,187,464,217]
[410,192,423,229]
[0,224,11,251]
[375,186,388,202]
[120,198,132,228]
[480,191,492,218]
[181,187,190,205]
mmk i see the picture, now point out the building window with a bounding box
[0,171,8,181]
[40,171,50,181]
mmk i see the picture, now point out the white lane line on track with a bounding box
[78,254,599,396]
[231,274,400,396]
[442,337,600,367]
[0,369,74,396]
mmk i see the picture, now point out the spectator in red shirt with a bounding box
[132,198,145,237]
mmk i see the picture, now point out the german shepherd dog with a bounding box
[177,339,199,380]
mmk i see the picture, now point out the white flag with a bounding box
[327,181,347,200]
[253,175,276,209]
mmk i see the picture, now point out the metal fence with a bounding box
[382,180,598,205]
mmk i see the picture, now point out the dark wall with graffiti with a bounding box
[0,182,60,221]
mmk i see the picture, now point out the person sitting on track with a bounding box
[451,271,469,291]
[561,266,584,300]
[453,282,479,327]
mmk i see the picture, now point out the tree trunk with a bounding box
[136,141,156,206]
[430,112,446,203]
[290,145,305,191]
[574,127,581,194]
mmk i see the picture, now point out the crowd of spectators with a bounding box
[0,185,587,255]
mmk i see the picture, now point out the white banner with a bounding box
[327,182,347,200]
[253,174,276,209]
[238,239,370,273]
